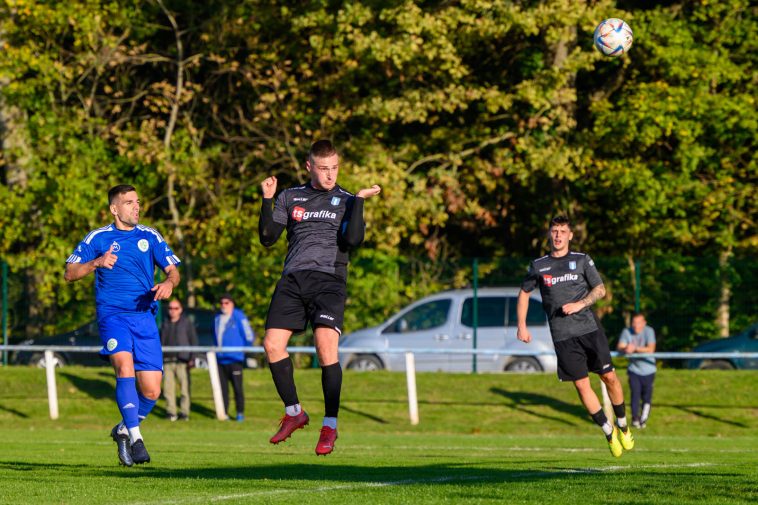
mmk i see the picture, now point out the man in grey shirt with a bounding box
[618,312,657,428]
[517,216,634,458]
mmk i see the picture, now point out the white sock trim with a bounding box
[128,426,143,445]
[285,404,302,417]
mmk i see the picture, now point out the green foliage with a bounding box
[0,1,755,347]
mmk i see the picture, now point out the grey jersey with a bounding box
[521,251,604,342]
[272,183,356,280]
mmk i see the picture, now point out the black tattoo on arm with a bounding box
[580,284,606,308]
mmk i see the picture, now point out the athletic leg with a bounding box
[628,371,642,425]
[217,363,231,418]
[230,362,245,418]
[164,362,178,419]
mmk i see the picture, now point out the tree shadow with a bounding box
[340,404,389,424]
[670,405,748,428]
[489,387,588,426]
[0,403,29,418]
[59,371,115,401]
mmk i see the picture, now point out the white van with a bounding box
[339,287,557,373]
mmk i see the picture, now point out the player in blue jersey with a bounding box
[64,184,180,467]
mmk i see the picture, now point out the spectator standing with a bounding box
[214,293,254,421]
[161,299,198,421]
[618,312,657,428]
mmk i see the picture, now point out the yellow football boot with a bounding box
[618,426,635,451]
[608,428,623,458]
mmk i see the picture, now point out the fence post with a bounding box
[206,351,227,420]
[472,258,478,374]
[2,260,7,366]
[45,350,59,420]
[405,352,419,425]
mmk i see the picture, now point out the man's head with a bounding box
[108,184,140,230]
[305,139,339,191]
[548,215,573,254]
[631,312,647,334]
[167,299,183,322]
[219,293,235,315]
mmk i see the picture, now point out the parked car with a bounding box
[687,323,758,370]
[339,287,557,373]
[12,308,216,368]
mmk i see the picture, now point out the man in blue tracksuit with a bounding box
[214,293,254,421]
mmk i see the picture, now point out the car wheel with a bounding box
[347,354,384,371]
[699,360,735,370]
[505,357,543,372]
[31,352,66,368]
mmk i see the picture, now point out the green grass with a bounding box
[1,367,756,504]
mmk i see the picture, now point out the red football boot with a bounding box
[315,426,338,456]
[269,411,309,444]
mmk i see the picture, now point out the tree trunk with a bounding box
[716,248,732,338]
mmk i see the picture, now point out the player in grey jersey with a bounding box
[258,139,381,455]
[516,216,635,458]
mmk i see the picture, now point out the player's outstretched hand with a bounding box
[356,185,382,199]
[517,326,532,343]
[151,280,174,301]
[96,244,118,269]
[261,176,278,199]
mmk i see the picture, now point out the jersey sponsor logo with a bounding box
[138,239,149,252]
[542,273,579,286]
[331,197,341,206]
[293,197,308,202]
[569,261,576,270]
[106,338,118,351]
[319,314,335,321]
[538,267,551,272]
[291,206,337,222]
[111,241,121,253]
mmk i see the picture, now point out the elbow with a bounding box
[597,284,607,298]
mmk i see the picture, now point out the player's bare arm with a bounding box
[516,288,533,343]
[151,265,180,300]
[356,185,382,199]
[563,283,606,315]
[261,176,278,199]
[64,244,118,282]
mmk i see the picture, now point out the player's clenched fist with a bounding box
[356,185,382,199]
[261,176,278,199]
[96,244,118,269]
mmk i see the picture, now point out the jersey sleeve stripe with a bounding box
[136,224,166,243]
[83,225,113,245]
[66,254,82,263]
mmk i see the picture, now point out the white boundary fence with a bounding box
[2,345,757,424]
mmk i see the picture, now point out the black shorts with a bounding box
[265,271,346,334]
[553,328,614,382]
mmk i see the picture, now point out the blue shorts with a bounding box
[98,312,163,372]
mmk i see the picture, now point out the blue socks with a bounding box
[115,377,140,429]
[137,391,157,422]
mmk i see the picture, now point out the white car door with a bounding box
[381,298,454,371]
[449,296,508,372]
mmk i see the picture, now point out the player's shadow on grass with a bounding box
[489,387,588,426]
[340,404,389,424]
[669,405,748,428]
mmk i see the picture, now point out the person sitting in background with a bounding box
[160,299,198,421]
[618,312,657,428]
[214,293,254,422]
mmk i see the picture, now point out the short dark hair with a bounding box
[632,312,645,319]
[550,215,571,229]
[108,185,137,205]
[309,139,337,160]
[219,293,234,304]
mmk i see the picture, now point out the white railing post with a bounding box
[44,350,59,420]
[206,351,228,420]
[405,352,419,425]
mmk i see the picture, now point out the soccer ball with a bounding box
[593,18,633,57]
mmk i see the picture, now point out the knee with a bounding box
[264,337,285,357]
[141,388,161,401]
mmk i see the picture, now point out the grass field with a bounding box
[1,366,756,504]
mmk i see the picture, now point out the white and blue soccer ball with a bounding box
[594,18,633,57]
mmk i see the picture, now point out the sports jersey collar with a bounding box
[306,181,341,194]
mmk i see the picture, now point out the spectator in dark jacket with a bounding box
[214,293,254,421]
[161,299,198,421]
